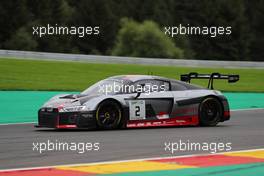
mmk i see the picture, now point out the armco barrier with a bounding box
[0,49,263,68]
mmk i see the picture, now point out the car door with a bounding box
[127,79,174,121]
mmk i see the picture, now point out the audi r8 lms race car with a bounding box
[36,72,239,130]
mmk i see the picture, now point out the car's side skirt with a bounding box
[126,115,199,128]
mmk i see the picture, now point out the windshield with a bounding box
[81,79,126,95]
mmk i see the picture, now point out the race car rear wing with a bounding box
[180,72,239,89]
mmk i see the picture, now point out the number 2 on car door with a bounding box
[135,106,140,116]
[129,100,145,120]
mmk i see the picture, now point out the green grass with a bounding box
[0,58,263,92]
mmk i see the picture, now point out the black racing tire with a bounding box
[95,100,122,130]
[199,97,223,126]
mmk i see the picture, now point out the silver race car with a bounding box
[36,73,239,130]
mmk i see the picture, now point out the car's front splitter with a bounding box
[37,108,97,129]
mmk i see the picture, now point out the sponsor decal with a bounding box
[127,115,198,128]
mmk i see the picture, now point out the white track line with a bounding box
[0,148,263,172]
[0,122,35,126]
[231,108,264,112]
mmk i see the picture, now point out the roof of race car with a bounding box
[107,75,203,90]
[109,75,168,82]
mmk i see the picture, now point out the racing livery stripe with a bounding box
[177,97,203,106]
[56,125,77,129]
[171,104,198,117]
[127,115,199,128]
[224,110,230,117]
[176,95,227,106]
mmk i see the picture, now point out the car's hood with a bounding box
[42,94,100,108]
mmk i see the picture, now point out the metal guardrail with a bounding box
[0,49,263,68]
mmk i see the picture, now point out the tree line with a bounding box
[0,0,263,61]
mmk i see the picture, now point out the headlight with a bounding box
[59,106,86,112]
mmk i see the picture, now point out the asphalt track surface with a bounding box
[0,109,263,170]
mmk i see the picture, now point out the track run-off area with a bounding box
[0,91,264,175]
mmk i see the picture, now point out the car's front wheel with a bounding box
[95,100,122,129]
[199,97,223,126]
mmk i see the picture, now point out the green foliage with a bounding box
[172,35,195,59]
[188,0,251,61]
[112,19,184,59]
[0,0,263,61]
[4,27,37,51]
[245,0,264,61]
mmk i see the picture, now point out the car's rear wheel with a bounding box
[199,97,222,126]
[95,100,122,129]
